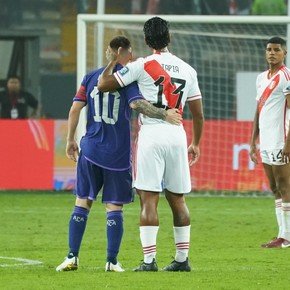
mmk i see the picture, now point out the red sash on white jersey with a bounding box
[258,74,280,113]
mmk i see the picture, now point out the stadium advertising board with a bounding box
[0,120,54,189]
[0,120,267,192]
[184,120,268,192]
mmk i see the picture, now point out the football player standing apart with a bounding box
[56,36,182,272]
[98,17,204,271]
[250,36,290,248]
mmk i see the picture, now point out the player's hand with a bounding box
[282,140,290,163]
[105,46,118,62]
[66,140,79,162]
[188,144,200,166]
[249,145,258,164]
[165,108,182,125]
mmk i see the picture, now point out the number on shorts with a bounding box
[271,150,283,163]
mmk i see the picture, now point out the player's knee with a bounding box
[271,186,279,196]
[106,203,123,212]
[75,198,93,210]
[174,212,190,227]
[276,177,290,195]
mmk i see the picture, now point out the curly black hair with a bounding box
[143,17,170,50]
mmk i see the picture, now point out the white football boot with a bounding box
[56,256,79,272]
[105,261,125,272]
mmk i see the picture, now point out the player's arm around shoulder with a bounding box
[130,99,182,125]
[97,61,120,92]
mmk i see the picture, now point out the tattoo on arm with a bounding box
[132,99,167,120]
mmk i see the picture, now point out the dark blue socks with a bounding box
[106,210,123,264]
[68,206,89,257]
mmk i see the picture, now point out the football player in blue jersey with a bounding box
[56,36,182,272]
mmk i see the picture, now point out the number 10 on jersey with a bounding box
[90,86,120,124]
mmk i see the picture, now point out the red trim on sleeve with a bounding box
[75,85,87,102]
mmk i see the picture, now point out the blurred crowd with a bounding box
[0,0,288,23]
[130,0,287,15]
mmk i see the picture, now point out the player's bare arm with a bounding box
[98,46,123,92]
[249,106,260,164]
[282,94,290,163]
[187,99,204,166]
[66,101,85,162]
[130,99,182,125]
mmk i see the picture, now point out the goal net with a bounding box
[77,14,290,195]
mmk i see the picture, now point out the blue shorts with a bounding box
[75,152,133,204]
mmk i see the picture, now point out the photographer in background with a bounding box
[0,76,38,119]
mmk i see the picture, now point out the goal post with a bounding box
[76,14,290,194]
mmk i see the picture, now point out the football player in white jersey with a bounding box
[250,37,290,248]
[98,17,204,271]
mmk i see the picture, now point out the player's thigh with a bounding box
[102,168,133,205]
[134,127,165,192]
[262,163,277,190]
[164,130,191,194]
[272,162,290,190]
[75,152,103,200]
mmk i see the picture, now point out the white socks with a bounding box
[140,226,159,263]
[275,199,282,238]
[174,225,191,263]
[281,202,290,241]
[139,225,191,263]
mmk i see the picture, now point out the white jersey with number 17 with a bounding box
[114,51,202,125]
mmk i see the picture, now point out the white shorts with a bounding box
[133,124,191,194]
[260,149,285,165]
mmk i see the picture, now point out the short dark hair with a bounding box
[143,17,170,50]
[109,36,131,50]
[267,37,286,48]
[7,75,21,82]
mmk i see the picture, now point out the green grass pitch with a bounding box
[0,191,289,289]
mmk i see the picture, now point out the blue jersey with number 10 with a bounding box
[73,64,143,171]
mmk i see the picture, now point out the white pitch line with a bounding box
[0,256,43,268]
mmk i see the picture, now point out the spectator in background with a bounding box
[77,0,89,13]
[0,76,38,119]
[131,0,198,14]
[236,0,252,15]
[158,0,196,14]
[251,0,287,15]
[201,0,229,15]
[131,0,160,14]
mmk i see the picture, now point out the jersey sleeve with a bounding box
[124,82,144,105]
[73,75,87,103]
[113,58,144,87]
[255,73,263,101]
[282,80,290,96]
[187,67,202,102]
